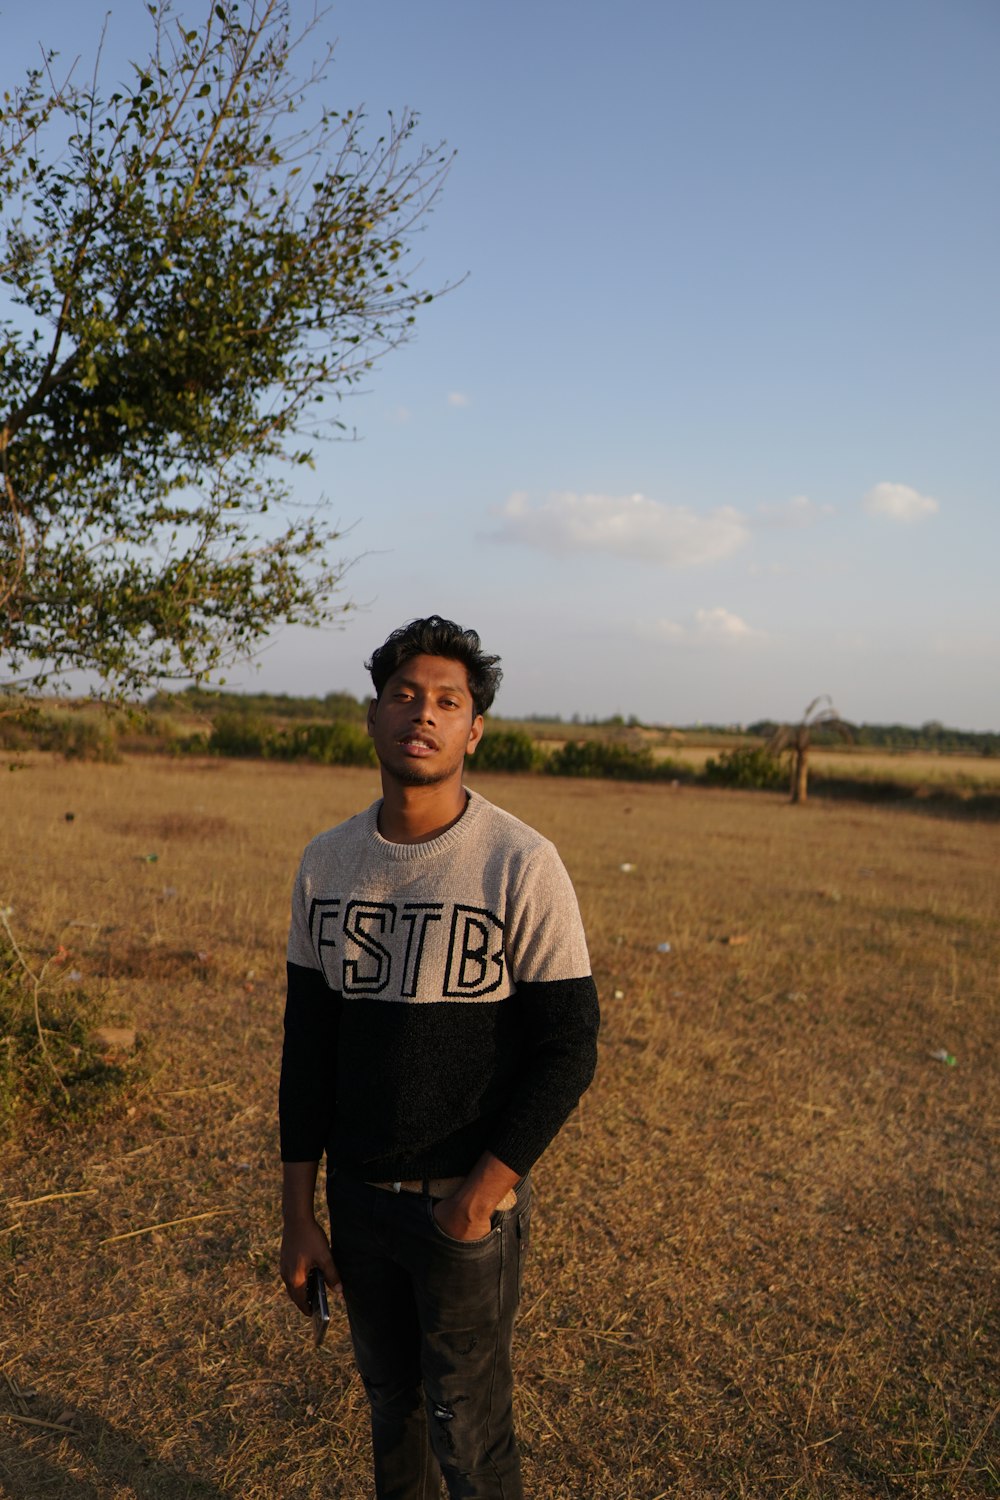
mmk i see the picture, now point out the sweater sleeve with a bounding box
[279,961,340,1162]
[485,840,600,1176]
[485,975,599,1177]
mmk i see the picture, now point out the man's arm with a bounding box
[485,975,599,1178]
[484,840,599,1178]
[278,960,340,1313]
[279,961,339,1160]
[437,982,599,1242]
[280,1160,341,1314]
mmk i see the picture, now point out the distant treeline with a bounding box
[149,691,1000,754]
[4,691,998,777]
[205,721,694,781]
[747,720,1000,756]
[146,687,368,722]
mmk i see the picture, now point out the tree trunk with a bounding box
[791,747,808,804]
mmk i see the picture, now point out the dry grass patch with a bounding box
[1,759,997,1497]
[804,750,1000,787]
[112,811,233,842]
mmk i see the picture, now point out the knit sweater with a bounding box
[279,789,599,1180]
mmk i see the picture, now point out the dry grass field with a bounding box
[1,755,997,1499]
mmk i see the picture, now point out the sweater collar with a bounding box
[365,787,483,861]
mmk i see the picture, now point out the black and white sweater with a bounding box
[279,790,599,1181]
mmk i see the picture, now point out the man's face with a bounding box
[367,654,484,788]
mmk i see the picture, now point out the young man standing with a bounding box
[279,616,599,1500]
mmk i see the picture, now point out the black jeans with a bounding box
[327,1171,531,1500]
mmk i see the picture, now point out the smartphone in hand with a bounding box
[306,1267,330,1347]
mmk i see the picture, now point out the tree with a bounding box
[0,0,451,704]
[767,696,852,804]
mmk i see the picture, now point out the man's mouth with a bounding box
[398,736,437,756]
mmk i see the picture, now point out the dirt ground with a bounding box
[1,756,997,1497]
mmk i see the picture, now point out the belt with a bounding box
[367,1176,518,1211]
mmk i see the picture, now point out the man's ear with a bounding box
[466,714,484,756]
[366,698,378,737]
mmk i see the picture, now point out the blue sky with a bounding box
[5,0,999,727]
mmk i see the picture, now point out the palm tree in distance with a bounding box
[768,696,853,805]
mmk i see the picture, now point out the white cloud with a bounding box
[650,607,763,645]
[695,606,757,640]
[652,618,688,641]
[493,490,750,567]
[388,405,412,425]
[864,481,939,522]
[757,494,834,527]
[447,391,471,408]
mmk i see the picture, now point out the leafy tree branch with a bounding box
[1,0,453,702]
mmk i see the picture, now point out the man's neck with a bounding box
[376,779,470,845]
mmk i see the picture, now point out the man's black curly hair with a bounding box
[366,616,502,718]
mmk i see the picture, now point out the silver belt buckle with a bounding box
[392,1180,402,1193]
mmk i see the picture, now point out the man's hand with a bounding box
[432,1197,493,1242]
[432,1149,520,1242]
[280,1215,341,1315]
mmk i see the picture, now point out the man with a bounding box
[279,616,599,1500]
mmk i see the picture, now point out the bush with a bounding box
[12,711,123,761]
[174,730,211,756]
[270,721,376,767]
[208,712,273,758]
[208,714,376,765]
[702,745,788,790]
[0,933,139,1135]
[53,717,122,762]
[471,730,540,773]
[0,716,31,751]
[546,739,658,780]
